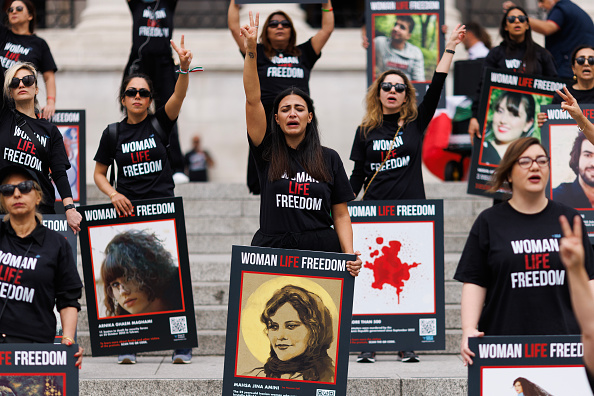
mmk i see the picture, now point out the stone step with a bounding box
[79,355,468,396]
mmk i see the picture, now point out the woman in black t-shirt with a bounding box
[553,45,594,104]
[94,37,192,217]
[229,0,333,194]
[350,25,466,200]
[0,165,82,366]
[468,6,557,140]
[242,13,360,276]
[455,137,594,365]
[0,62,81,232]
[1,0,58,119]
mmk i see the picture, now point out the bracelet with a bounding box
[322,7,333,12]
[176,66,204,74]
[64,204,76,211]
[46,96,55,101]
[445,49,455,55]
[578,125,585,132]
[109,192,118,199]
[62,336,75,345]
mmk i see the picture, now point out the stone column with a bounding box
[76,0,130,32]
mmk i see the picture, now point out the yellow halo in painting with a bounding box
[240,275,339,364]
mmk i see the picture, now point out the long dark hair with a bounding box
[259,11,301,60]
[101,230,182,316]
[499,6,538,74]
[484,90,535,143]
[261,285,334,382]
[513,377,553,396]
[266,88,330,183]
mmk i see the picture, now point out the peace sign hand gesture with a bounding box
[557,86,583,121]
[559,215,585,272]
[171,35,193,71]
[240,11,259,52]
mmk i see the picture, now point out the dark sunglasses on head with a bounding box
[380,82,406,93]
[507,15,528,23]
[0,180,34,197]
[8,6,24,13]
[576,56,594,66]
[268,20,291,29]
[8,75,35,89]
[124,88,152,98]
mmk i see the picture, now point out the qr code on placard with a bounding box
[316,390,335,396]
[419,318,437,336]
[169,316,188,335]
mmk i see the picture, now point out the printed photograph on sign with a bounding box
[235,273,343,383]
[549,125,594,209]
[88,219,184,319]
[479,88,549,167]
[0,374,65,395]
[480,366,591,395]
[372,13,438,82]
[55,125,79,201]
[352,222,435,315]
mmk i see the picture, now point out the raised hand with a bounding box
[240,11,259,52]
[557,86,583,121]
[171,35,193,71]
[559,215,585,272]
[448,23,466,47]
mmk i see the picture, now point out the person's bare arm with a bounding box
[41,71,56,119]
[164,36,192,120]
[93,162,133,216]
[228,0,246,54]
[435,24,466,73]
[460,283,486,365]
[59,306,83,368]
[331,202,361,277]
[557,87,594,143]
[311,0,334,55]
[529,18,559,36]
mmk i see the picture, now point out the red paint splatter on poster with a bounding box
[364,240,420,303]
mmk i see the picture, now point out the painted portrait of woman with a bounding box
[248,285,335,382]
[100,229,183,317]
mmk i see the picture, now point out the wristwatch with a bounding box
[64,204,76,211]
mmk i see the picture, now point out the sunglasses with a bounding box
[506,15,528,23]
[268,20,291,29]
[7,6,23,13]
[380,82,406,93]
[8,74,35,89]
[575,56,594,66]
[0,180,35,197]
[124,88,152,98]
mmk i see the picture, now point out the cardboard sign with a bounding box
[468,335,592,395]
[222,245,355,396]
[348,199,445,351]
[366,0,445,106]
[467,69,566,199]
[78,197,197,356]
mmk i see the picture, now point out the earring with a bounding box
[574,75,577,81]
[113,298,118,308]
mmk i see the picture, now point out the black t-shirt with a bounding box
[0,220,82,343]
[249,134,354,235]
[454,200,594,336]
[255,40,320,107]
[553,84,594,104]
[184,150,209,182]
[0,25,57,75]
[94,107,176,200]
[128,0,177,56]
[349,72,446,200]
[0,106,71,207]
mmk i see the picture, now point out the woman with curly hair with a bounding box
[513,377,553,396]
[101,229,182,317]
[253,285,334,382]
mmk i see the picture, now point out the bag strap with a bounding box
[361,124,403,199]
[150,115,172,163]
[107,122,118,187]
[13,110,48,170]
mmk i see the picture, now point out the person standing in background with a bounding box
[184,135,214,182]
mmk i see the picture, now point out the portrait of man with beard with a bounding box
[553,132,594,208]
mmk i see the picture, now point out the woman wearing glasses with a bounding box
[93,37,192,217]
[0,62,81,232]
[553,46,594,104]
[0,165,83,367]
[228,0,334,194]
[468,6,557,140]
[455,137,594,366]
[0,0,58,119]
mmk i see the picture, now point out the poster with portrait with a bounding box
[365,0,445,106]
[51,110,86,210]
[468,335,592,395]
[222,245,355,396]
[78,197,197,356]
[0,343,79,395]
[540,104,594,242]
[467,69,566,199]
[348,200,445,351]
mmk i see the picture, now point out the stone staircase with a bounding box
[75,182,491,394]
